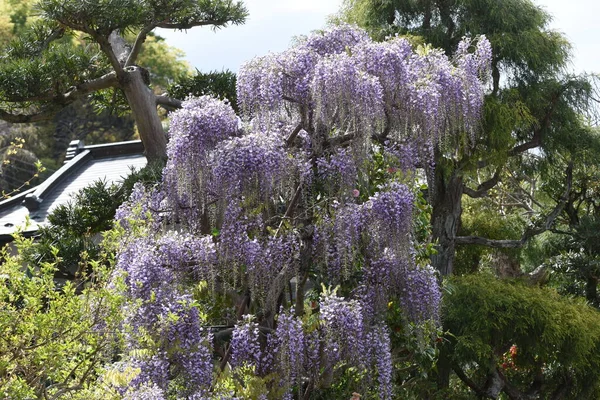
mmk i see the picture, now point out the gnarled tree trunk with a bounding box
[121,66,167,161]
[429,161,464,276]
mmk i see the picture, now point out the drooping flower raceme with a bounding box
[230,317,264,370]
[115,234,215,396]
[212,130,289,200]
[162,96,239,226]
[399,263,442,324]
[311,52,385,137]
[303,23,370,56]
[270,311,305,395]
[319,292,365,367]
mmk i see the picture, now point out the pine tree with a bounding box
[0,0,247,161]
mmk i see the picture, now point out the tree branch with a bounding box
[1,72,117,104]
[94,35,125,77]
[454,236,525,248]
[0,108,59,123]
[39,26,66,54]
[496,368,525,400]
[125,25,156,67]
[62,72,119,102]
[285,123,303,147]
[463,167,502,198]
[0,72,118,124]
[509,90,562,156]
[452,364,489,398]
[156,95,183,111]
[456,162,573,249]
[326,133,355,148]
[156,20,230,30]
[275,184,303,237]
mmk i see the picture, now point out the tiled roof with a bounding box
[0,140,146,241]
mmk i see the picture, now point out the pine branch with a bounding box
[62,72,119,102]
[125,25,156,67]
[157,19,235,30]
[0,108,59,123]
[94,35,125,77]
[156,95,183,110]
[0,72,117,123]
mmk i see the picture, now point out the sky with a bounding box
[157,0,600,75]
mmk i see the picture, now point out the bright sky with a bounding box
[157,0,599,75]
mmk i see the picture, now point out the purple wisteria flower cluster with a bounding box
[110,22,488,399]
[230,317,264,370]
[115,182,164,231]
[213,131,288,199]
[319,291,394,399]
[162,96,239,225]
[311,52,385,135]
[238,24,491,169]
[316,148,359,197]
[312,182,441,322]
[114,232,215,397]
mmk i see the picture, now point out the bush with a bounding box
[442,274,600,398]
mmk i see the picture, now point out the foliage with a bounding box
[455,195,526,275]
[23,180,121,278]
[443,274,600,398]
[0,137,46,196]
[0,234,124,399]
[0,0,36,46]
[168,69,238,112]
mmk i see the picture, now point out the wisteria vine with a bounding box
[111,24,490,399]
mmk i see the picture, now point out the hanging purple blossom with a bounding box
[366,182,414,241]
[123,382,167,400]
[212,130,289,199]
[399,264,442,324]
[303,24,370,56]
[230,317,263,370]
[319,292,365,367]
[274,312,305,390]
[316,148,359,196]
[162,96,239,226]
[332,203,365,280]
[311,52,385,136]
[115,182,164,231]
[365,325,393,400]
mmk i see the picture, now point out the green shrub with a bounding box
[442,274,600,398]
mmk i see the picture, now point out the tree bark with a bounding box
[436,345,452,390]
[121,66,167,161]
[586,276,598,306]
[429,161,464,276]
